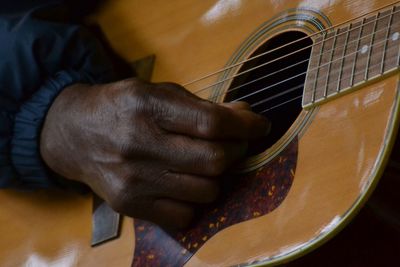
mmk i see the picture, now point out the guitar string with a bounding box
[197,15,400,101]
[242,35,399,106]
[208,58,308,99]
[250,84,304,108]
[207,36,400,116]
[223,33,399,105]
[183,2,399,88]
[259,95,303,114]
[207,24,396,103]
[194,17,396,98]
[249,44,395,111]
[255,52,399,114]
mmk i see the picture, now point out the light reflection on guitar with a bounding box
[1,0,400,266]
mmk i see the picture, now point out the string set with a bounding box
[257,42,400,114]
[183,4,394,88]
[233,31,400,109]
[208,23,397,103]
[177,2,400,112]
[185,2,399,90]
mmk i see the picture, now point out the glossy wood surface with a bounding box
[0,190,134,266]
[184,75,399,266]
[0,0,399,266]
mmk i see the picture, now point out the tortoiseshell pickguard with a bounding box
[132,137,298,267]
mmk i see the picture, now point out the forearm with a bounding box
[0,2,116,188]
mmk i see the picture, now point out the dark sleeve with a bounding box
[0,2,117,189]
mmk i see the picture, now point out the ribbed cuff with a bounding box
[0,112,17,187]
[11,70,88,188]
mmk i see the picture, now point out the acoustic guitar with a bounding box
[1,0,400,266]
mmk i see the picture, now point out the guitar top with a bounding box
[1,0,400,266]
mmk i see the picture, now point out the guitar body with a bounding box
[1,0,399,266]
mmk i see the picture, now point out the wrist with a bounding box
[11,71,85,188]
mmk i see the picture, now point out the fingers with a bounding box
[110,168,218,228]
[98,79,273,229]
[151,199,194,229]
[156,172,219,204]
[219,101,251,110]
[154,135,248,176]
[124,198,195,229]
[151,83,270,140]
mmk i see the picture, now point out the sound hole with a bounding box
[224,31,312,156]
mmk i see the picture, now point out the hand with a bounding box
[40,78,270,228]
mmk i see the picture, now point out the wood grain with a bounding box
[0,0,399,266]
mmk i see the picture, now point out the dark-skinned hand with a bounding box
[40,78,270,228]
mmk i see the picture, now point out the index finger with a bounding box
[153,86,270,140]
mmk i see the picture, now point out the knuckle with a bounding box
[196,107,221,137]
[168,172,184,187]
[117,136,143,157]
[120,79,150,109]
[128,87,147,106]
[107,172,137,213]
[151,171,169,189]
[203,144,227,176]
[118,142,134,157]
[113,78,140,94]
[208,145,226,162]
[107,78,150,117]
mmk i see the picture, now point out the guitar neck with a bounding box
[303,4,400,109]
